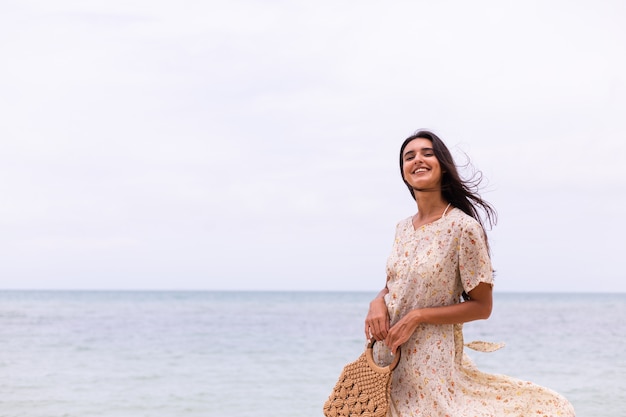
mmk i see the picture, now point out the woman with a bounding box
[365,130,575,416]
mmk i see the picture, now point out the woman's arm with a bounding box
[384,282,492,354]
[364,285,390,341]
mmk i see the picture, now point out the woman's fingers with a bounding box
[368,318,388,341]
[385,328,402,355]
[385,313,419,354]
[375,319,388,340]
[365,297,390,341]
[365,319,385,341]
[364,322,371,340]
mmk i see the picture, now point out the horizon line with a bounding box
[0,288,624,295]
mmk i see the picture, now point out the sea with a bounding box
[0,291,624,417]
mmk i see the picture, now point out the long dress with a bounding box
[376,208,575,417]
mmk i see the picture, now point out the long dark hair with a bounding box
[399,130,497,235]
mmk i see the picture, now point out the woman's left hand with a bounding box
[385,310,421,355]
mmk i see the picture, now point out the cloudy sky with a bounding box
[1,0,625,292]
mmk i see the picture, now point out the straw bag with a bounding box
[323,340,401,417]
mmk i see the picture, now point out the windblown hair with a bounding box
[399,130,497,236]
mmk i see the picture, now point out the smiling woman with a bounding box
[361,130,575,416]
[398,131,496,235]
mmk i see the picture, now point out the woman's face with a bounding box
[401,137,443,191]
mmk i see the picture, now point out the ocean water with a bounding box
[0,291,624,417]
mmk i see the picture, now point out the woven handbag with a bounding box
[323,340,401,417]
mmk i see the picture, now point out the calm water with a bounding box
[0,291,624,416]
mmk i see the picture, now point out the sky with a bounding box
[1,0,625,292]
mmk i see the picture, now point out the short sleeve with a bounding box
[458,220,493,293]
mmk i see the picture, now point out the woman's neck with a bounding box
[412,194,450,228]
[414,193,448,217]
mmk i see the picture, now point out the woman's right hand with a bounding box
[364,295,390,341]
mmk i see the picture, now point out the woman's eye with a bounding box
[423,152,434,157]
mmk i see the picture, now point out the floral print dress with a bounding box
[376,208,575,417]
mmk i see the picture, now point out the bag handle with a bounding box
[365,339,401,373]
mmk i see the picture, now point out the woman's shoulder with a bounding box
[447,207,483,230]
[394,216,413,230]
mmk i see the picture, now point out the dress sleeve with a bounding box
[458,220,493,293]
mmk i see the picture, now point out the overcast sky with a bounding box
[1,0,625,292]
